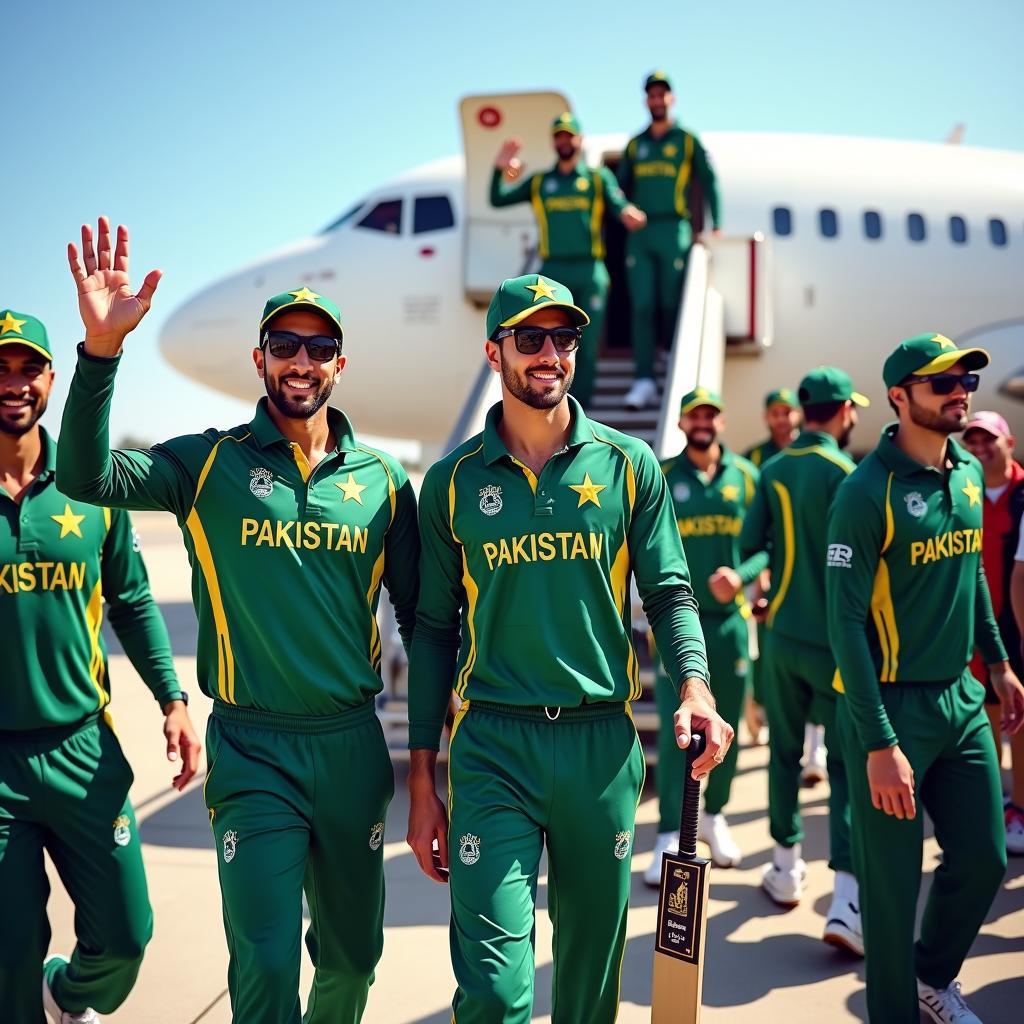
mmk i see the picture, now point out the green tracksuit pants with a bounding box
[656,612,748,829]
[0,714,152,1022]
[624,217,693,379]
[539,258,609,409]
[838,672,1006,1024]
[203,701,394,1024]
[446,700,644,1023]
[761,630,852,872]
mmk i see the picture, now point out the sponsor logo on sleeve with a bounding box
[827,543,853,568]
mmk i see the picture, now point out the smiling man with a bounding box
[55,218,419,1024]
[405,273,731,1023]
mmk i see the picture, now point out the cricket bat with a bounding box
[651,731,710,1023]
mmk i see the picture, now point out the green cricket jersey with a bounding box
[740,430,855,648]
[743,438,783,469]
[826,425,1006,750]
[617,124,720,224]
[56,348,419,715]
[489,163,629,260]
[660,445,767,616]
[408,397,708,750]
[1,428,178,731]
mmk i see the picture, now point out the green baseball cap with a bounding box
[680,386,723,415]
[765,387,798,409]
[644,70,673,92]
[260,287,344,342]
[798,366,870,407]
[552,112,581,136]
[0,309,52,362]
[882,333,989,389]
[486,275,590,339]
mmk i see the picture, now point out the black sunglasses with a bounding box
[902,372,980,396]
[261,330,340,363]
[493,326,581,354]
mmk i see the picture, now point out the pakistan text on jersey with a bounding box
[481,531,604,572]
[239,518,369,553]
[909,528,982,566]
[677,515,742,538]
[0,561,87,594]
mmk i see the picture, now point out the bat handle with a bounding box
[678,731,704,859]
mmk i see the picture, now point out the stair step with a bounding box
[596,409,661,427]
[594,374,664,390]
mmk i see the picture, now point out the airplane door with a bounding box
[459,91,572,305]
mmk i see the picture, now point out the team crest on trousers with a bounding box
[222,829,238,864]
[459,833,481,865]
[479,485,503,516]
[369,822,384,851]
[249,467,274,498]
[905,492,927,518]
[614,830,632,861]
[113,814,131,847]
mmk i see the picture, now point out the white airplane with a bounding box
[159,91,1024,458]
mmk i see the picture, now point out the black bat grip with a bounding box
[678,732,704,859]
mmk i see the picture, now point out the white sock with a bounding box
[775,843,801,870]
[833,870,859,905]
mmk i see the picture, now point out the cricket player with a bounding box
[491,112,646,406]
[644,387,764,880]
[740,366,865,954]
[0,309,198,1024]
[405,273,732,1023]
[56,219,420,1023]
[618,71,721,410]
[827,334,1024,1024]
[743,388,801,468]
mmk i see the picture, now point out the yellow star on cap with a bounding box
[526,278,557,303]
[52,503,86,539]
[290,287,321,303]
[720,484,740,502]
[0,311,26,336]
[337,473,366,504]
[570,473,606,508]
[961,478,981,508]
[931,334,956,350]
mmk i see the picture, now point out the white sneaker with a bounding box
[643,830,679,887]
[801,725,828,787]
[1005,804,1024,856]
[43,956,101,1023]
[917,979,982,1023]
[624,377,658,409]
[762,847,807,906]
[822,889,864,956]
[697,811,742,867]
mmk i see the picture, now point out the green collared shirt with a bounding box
[743,437,783,469]
[57,347,419,715]
[408,397,708,750]
[1,428,178,731]
[827,425,1006,750]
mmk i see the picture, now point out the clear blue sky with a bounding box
[4,0,1021,445]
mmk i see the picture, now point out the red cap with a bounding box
[963,410,1011,439]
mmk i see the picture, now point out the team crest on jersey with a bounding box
[479,485,503,516]
[249,467,274,499]
[613,830,632,861]
[459,833,481,865]
[663,143,678,157]
[905,492,927,519]
[544,178,557,194]
[222,829,238,864]
[673,482,691,502]
[112,814,131,847]
[369,822,384,851]
[575,176,590,192]
[638,143,649,158]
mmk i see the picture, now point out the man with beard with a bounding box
[740,366,866,954]
[618,72,721,410]
[490,112,646,407]
[828,335,1024,1024]
[0,309,197,1023]
[643,387,764,880]
[56,218,420,1023]
[405,273,732,1023]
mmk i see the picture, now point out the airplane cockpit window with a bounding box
[414,195,455,234]
[863,210,883,239]
[356,200,403,234]
[320,203,364,234]
[819,209,838,238]
[989,218,1008,247]
[907,213,927,243]
[772,207,792,236]
[949,216,968,245]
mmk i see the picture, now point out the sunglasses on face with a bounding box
[493,326,581,354]
[261,330,340,363]
[902,372,980,396]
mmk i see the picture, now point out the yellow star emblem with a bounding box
[51,503,86,539]
[0,311,26,336]
[720,484,740,502]
[663,143,678,157]
[337,473,366,504]
[570,472,606,508]
[290,286,321,303]
[931,334,956,350]
[526,278,557,303]
[961,478,981,508]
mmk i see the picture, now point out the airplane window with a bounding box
[949,216,968,245]
[356,200,403,235]
[863,210,883,239]
[320,203,364,234]
[772,207,792,236]
[907,213,926,242]
[989,218,1008,247]
[414,195,455,234]
[819,209,838,238]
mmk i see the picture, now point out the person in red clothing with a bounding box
[962,411,1024,854]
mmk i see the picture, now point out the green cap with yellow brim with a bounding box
[797,366,870,407]
[485,275,590,339]
[644,70,673,92]
[260,287,344,343]
[765,387,797,409]
[552,112,581,136]
[882,333,989,389]
[680,386,724,415]
[0,310,52,362]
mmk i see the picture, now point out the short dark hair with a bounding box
[800,400,843,425]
